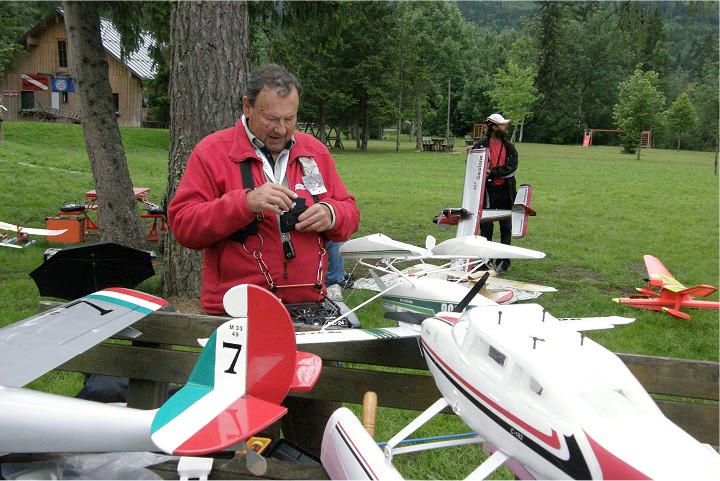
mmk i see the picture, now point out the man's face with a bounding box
[243,87,299,154]
[494,123,508,134]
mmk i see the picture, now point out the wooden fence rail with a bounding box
[39,302,719,448]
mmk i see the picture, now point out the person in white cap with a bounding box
[471,113,518,273]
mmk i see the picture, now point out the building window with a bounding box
[21,91,35,110]
[112,93,119,114]
[58,40,68,68]
[62,92,69,103]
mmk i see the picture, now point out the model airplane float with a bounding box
[0,284,321,474]
[0,220,67,249]
[320,299,720,480]
[613,254,720,320]
[432,148,536,238]
[338,233,553,321]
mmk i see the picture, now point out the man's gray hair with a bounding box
[245,63,303,105]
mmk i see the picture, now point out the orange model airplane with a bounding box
[613,255,719,320]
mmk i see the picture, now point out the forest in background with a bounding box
[1,1,717,151]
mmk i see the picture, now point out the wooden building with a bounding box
[0,7,156,128]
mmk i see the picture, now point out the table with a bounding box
[82,188,164,241]
[431,137,448,151]
[83,187,151,231]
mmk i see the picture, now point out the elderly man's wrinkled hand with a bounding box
[295,203,332,232]
[246,183,298,215]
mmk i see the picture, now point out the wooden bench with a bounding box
[421,136,434,151]
[26,303,720,476]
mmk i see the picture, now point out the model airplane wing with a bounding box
[472,274,557,293]
[558,316,635,331]
[296,326,419,345]
[0,220,67,237]
[0,288,167,388]
[151,284,321,456]
[431,235,546,260]
[340,233,431,259]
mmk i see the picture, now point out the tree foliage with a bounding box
[485,60,542,142]
[2,0,718,151]
[664,91,698,150]
[613,68,666,158]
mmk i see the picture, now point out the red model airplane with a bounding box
[613,255,720,320]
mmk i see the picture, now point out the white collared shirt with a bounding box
[241,114,295,186]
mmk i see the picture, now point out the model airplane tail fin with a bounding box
[151,284,321,456]
[510,184,536,238]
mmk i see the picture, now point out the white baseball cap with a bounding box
[486,113,510,125]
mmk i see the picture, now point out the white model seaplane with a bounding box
[0,220,67,248]
[338,233,554,321]
[0,284,321,474]
[432,148,536,238]
[320,297,720,479]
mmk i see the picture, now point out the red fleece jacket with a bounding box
[168,119,360,314]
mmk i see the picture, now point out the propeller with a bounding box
[453,272,490,313]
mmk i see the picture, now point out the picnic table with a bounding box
[422,136,453,152]
[431,137,447,151]
[63,187,166,241]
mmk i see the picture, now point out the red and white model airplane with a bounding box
[320,302,720,480]
[613,254,720,320]
[0,220,67,248]
[432,148,536,238]
[0,284,321,475]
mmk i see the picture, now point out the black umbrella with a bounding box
[30,242,156,300]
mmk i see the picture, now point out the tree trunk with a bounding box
[396,84,402,152]
[318,104,326,145]
[163,0,250,298]
[415,98,423,151]
[63,1,147,249]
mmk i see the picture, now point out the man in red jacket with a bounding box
[168,64,360,456]
[169,63,360,315]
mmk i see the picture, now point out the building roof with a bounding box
[99,16,156,80]
[19,6,156,81]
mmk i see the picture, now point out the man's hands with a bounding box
[246,183,297,216]
[245,184,332,232]
[295,203,332,232]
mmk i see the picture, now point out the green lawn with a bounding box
[0,121,717,478]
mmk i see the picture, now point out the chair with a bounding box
[446,136,455,153]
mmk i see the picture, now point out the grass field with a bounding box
[0,121,718,478]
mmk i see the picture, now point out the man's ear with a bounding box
[242,96,251,116]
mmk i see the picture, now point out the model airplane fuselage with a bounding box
[613,255,719,320]
[414,304,720,479]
